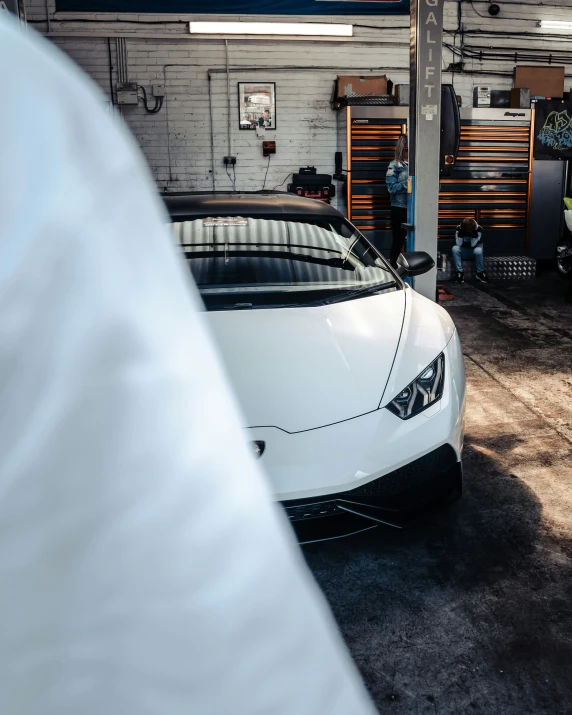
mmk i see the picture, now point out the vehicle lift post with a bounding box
[408,0,444,301]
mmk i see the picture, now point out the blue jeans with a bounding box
[452,244,484,273]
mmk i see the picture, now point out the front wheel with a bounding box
[556,238,572,280]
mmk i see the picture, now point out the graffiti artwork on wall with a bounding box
[534,100,572,160]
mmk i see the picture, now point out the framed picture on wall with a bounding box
[238,82,276,130]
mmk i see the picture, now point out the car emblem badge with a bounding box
[251,440,266,459]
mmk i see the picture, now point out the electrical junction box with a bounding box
[152,84,165,98]
[116,82,138,105]
[263,141,276,157]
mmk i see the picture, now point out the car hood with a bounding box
[206,290,407,433]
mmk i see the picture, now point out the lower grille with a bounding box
[281,444,461,521]
[284,501,342,522]
[350,444,456,497]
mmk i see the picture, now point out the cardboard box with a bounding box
[514,66,564,98]
[510,87,530,108]
[337,75,389,97]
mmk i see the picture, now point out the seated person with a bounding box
[452,218,488,283]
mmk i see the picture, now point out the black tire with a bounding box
[556,238,572,280]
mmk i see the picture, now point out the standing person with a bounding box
[385,135,409,268]
[452,217,489,284]
[0,16,378,715]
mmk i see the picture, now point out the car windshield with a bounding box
[169,215,399,310]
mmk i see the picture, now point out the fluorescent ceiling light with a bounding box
[189,21,353,37]
[538,20,572,30]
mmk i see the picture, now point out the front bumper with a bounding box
[283,443,462,517]
[248,332,465,502]
[282,444,462,542]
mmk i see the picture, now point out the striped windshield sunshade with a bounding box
[169,217,374,286]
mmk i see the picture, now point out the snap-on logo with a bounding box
[504,111,525,117]
[353,120,369,124]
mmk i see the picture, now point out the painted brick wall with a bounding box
[29,0,572,208]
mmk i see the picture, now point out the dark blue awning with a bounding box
[56,0,409,15]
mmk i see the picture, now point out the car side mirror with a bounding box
[396,251,435,277]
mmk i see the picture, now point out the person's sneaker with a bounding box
[475,271,489,283]
[455,271,465,284]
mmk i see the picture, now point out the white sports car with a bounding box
[166,193,466,541]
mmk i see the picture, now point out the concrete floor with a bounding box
[304,272,572,714]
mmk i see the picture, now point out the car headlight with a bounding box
[386,353,445,420]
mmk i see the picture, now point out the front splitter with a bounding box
[286,498,403,545]
[281,444,462,544]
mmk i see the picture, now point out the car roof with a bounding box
[162,191,345,220]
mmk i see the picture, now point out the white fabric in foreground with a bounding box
[0,16,377,715]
